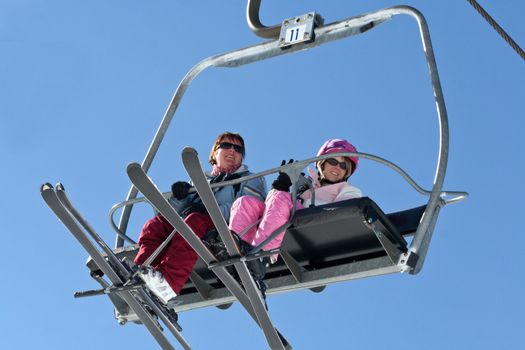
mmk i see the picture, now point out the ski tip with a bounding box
[181,147,198,157]
[56,182,65,191]
[276,330,291,349]
[40,182,54,192]
[126,162,141,173]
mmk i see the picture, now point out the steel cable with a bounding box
[467,0,524,61]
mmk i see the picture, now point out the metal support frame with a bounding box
[279,249,305,283]
[174,255,402,312]
[369,225,403,265]
[363,209,405,264]
[86,272,139,325]
[113,6,468,279]
[189,271,212,300]
[279,248,328,293]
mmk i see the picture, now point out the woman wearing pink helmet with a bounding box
[229,138,362,263]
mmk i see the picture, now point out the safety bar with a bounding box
[114,6,458,276]
[110,152,468,243]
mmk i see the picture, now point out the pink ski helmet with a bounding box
[316,138,359,177]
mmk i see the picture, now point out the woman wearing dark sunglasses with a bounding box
[229,138,362,264]
[133,131,267,306]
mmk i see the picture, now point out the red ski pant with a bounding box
[134,212,214,294]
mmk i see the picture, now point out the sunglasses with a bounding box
[218,142,244,154]
[324,157,349,171]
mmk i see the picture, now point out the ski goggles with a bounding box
[324,157,350,171]
[218,142,244,155]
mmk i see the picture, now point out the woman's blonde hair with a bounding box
[317,157,353,181]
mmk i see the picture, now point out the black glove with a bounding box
[171,181,191,200]
[271,159,293,192]
[182,202,207,217]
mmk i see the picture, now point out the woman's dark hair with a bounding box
[208,131,245,165]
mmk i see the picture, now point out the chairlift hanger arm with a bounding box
[109,7,393,249]
[114,9,392,249]
[114,6,455,261]
[246,0,281,39]
[113,58,216,248]
[215,11,391,68]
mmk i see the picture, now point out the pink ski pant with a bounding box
[229,190,304,252]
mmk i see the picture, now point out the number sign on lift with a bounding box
[285,24,307,45]
[278,12,318,48]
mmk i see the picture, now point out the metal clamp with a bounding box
[278,12,324,48]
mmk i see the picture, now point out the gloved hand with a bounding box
[182,202,207,217]
[171,181,191,200]
[271,159,293,192]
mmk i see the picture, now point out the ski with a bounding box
[40,183,190,350]
[126,164,258,312]
[126,163,290,349]
[181,147,289,350]
[55,183,186,334]
[55,183,132,282]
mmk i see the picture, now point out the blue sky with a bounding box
[1,1,524,349]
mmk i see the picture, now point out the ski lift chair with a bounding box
[45,2,469,349]
[179,197,427,303]
[102,142,465,314]
[103,0,469,326]
[88,196,425,309]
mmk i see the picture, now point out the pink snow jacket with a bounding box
[299,167,362,207]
